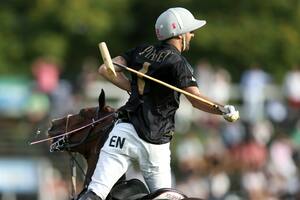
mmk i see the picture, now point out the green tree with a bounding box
[0,0,299,82]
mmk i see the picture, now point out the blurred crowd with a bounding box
[4,57,299,200]
[174,61,300,200]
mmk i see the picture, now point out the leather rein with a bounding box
[50,109,116,152]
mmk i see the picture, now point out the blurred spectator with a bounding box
[31,58,60,94]
[229,136,267,171]
[43,169,69,200]
[210,171,231,199]
[282,64,300,131]
[176,132,204,176]
[291,119,300,148]
[31,58,75,118]
[268,136,300,197]
[175,132,208,198]
[76,58,99,96]
[194,61,232,126]
[240,64,271,123]
[265,100,287,124]
[283,64,300,110]
[26,91,50,123]
[204,131,227,164]
[209,67,232,104]
[195,60,214,96]
[251,120,274,146]
[241,170,269,200]
[226,122,268,171]
[221,122,246,148]
[49,79,75,118]
[176,175,209,199]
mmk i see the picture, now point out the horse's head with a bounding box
[48,89,116,155]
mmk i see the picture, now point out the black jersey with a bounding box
[120,42,198,144]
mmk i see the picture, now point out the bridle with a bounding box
[48,107,117,200]
[46,109,116,152]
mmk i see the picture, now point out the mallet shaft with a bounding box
[112,61,225,113]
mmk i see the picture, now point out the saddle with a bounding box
[107,179,187,200]
[107,179,149,200]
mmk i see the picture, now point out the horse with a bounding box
[47,89,204,200]
[48,89,116,189]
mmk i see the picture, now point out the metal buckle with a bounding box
[50,136,67,152]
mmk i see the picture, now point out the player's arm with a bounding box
[183,86,224,115]
[98,56,131,92]
[184,86,240,122]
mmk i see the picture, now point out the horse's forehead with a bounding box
[80,106,103,117]
[51,116,66,125]
[50,105,111,129]
[81,107,96,113]
[51,114,78,126]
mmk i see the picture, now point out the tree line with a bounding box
[0,0,299,82]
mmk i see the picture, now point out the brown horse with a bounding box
[48,89,116,188]
[47,89,204,200]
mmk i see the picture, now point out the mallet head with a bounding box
[98,42,117,78]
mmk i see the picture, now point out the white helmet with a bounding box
[155,7,206,41]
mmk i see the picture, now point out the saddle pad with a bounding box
[108,179,149,200]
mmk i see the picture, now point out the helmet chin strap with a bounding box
[181,33,187,52]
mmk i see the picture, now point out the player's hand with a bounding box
[223,105,239,122]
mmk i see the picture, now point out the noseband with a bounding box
[50,108,116,152]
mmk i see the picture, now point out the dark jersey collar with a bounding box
[160,41,181,55]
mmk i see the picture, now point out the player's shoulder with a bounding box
[172,56,194,73]
[134,43,153,51]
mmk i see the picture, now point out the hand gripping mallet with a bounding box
[98,42,226,114]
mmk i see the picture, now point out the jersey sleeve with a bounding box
[121,47,136,67]
[173,60,198,89]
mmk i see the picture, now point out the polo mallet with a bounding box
[99,42,117,79]
[98,42,226,114]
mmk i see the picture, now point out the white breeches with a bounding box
[88,122,171,199]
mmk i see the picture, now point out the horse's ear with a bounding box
[98,89,105,109]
